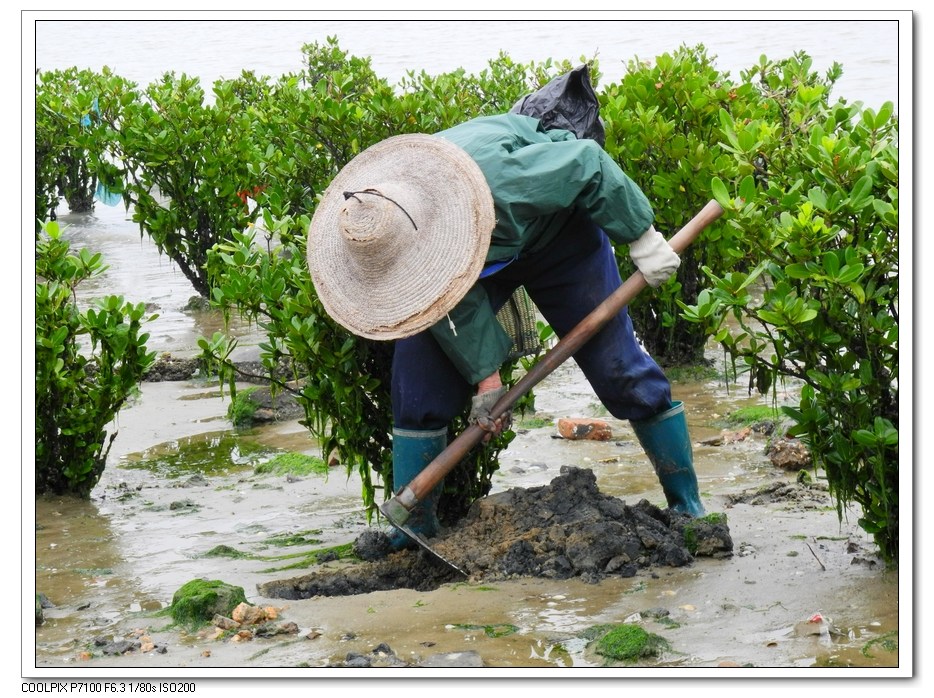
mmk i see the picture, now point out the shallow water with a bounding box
[54,206,263,356]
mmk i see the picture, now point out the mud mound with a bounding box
[259,467,732,600]
[258,549,464,600]
[726,479,832,510]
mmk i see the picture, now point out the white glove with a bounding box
[629,225,680,288]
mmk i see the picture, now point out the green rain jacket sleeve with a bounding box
[428,284,513,386]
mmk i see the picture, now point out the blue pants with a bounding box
[392,210,673,430]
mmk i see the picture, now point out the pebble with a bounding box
[557,418,612,441]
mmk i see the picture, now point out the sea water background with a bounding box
[31,15,903,111]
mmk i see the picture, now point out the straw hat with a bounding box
[307,134,495,340]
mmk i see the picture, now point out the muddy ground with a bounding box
[32,364,903,677]
[260,467,733,599]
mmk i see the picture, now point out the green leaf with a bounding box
[711,176,731,208]
[836,263,865,284]
[44,221,62,239]
[853,429,878,447]
[808,188,828,212]
[847,283,866,304]
[785,263,813,280]
[718,108,739,149]
[840,377,862,391]
[806,370,834,389]
[849,175,874,205]
[795,308,818,323]
[756,309,785,326]
[738,175,756,204]
[822,252,840,277]
[872,199,895,218]
[875,101,894,128]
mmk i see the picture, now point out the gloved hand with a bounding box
[469,386,508,432]
[629,225,680,287]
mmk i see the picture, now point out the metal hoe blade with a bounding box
[379,500,468,576]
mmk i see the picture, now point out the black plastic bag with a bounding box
[510,64,605,146]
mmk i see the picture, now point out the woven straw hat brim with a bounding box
[307,134,495,340]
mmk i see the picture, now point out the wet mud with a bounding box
[259,467,733,600]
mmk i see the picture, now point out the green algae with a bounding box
[451,623,520,638]
[264,529,324,547]
[227,387,260,427]
[721,405,780,426]
[592,623,671,662]
[258,542,357,572]
[255,452,328,476]
[861,631,898,658]
[682,511,728,555]
[202,545,252,559]
[168,579,247,629]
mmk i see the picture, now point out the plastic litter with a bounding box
[510,64,605,146]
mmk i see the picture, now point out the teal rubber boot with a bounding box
[630,401,705,517]
[386,427,447,550]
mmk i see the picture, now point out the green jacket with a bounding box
[429,113,654,384]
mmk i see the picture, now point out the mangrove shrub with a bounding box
[34,67,134,228]
[682,53,899,561]
[35,222,157,496]
[102,71,266,296]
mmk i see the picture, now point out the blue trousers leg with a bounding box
[495,210,672,421]
[392,331,473,430]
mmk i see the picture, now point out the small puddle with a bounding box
[118,432,280,479]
